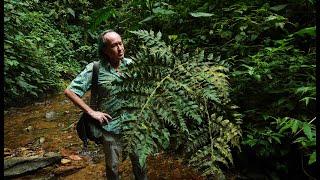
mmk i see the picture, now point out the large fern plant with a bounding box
[102,30,242,178]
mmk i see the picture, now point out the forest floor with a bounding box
[4,92,207,180]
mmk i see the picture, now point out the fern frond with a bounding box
[102,30,242,177]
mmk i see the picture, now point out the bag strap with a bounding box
[78,61,99,152]
[90,61,100,110]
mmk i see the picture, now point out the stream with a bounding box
[4,93,205,180]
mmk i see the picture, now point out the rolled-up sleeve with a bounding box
[67,63,93,97]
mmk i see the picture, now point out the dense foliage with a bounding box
[5,0,316,179]
[4,0,99,106]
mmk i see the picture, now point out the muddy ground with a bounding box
[4,93,205,180]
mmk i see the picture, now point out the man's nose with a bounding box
[117,45,123,51]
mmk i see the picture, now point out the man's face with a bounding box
[104,32,125,63]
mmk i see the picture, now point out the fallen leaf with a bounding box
[60,148,75,157]
[69,155,82,161]
[4,151,12,157]
[20,147,28,151]
[61,158,71,164]
[39,137,45,144]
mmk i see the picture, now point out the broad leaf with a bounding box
[308,151,316,165]
[302,124,313,140]
[270,4,288,11]
[190,12,214,17]
[293,27,316,37]
[67,8,75,18]
[152,7,176,15]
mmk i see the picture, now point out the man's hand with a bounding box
[64,89,112,124]
[88,110,112,124]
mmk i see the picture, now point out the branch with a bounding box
[294,117,316,137]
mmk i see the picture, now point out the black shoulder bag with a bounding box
[76,61,101,150]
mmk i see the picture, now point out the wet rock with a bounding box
[11,147,46,158]
[4,152,61,177]
[45,111,56,120]
[53,165,84,176]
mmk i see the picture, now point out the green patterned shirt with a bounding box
[67,57,133,134]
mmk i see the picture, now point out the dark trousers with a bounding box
[102,132,147,180]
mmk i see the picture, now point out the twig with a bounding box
[61,121,77,131]
[294,117,316,137]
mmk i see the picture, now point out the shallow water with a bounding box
[4,93,204,180]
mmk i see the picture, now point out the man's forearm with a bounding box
[64,89,94,114]
[64,89,112,123]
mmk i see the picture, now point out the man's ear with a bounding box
[103,48,109,55]
[103,48,110,60]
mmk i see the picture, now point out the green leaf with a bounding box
[152,7,176,15]
[308,151,316,165]
[295,86,315,95]
[6,59,19,67]
[303,124,313,140]
[235,34,243,41]
[293,27,316,37]
[48,9,56,16]
[250,34,258,41]
[254,74,261,81]
[291,120,299,133]
[48,43,54,48]
[270,4,288,11]
[156,31,162,39]
[4,17,10,22]
[275,22,285,29]
[139,16,155,24]
[272,136,281,144]
[189,12,214,17]
[299,97,315,106]
[89,7,116,30]
[67,8,75,18]
[265,15,278,21]
[220,31,232,38]
[168,35,178,41]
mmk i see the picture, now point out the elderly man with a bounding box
[64,30,147,180]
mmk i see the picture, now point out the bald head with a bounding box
[102,31,121,44]
[98,30,125,65]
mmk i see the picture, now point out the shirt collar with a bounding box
[100,58,125,72]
